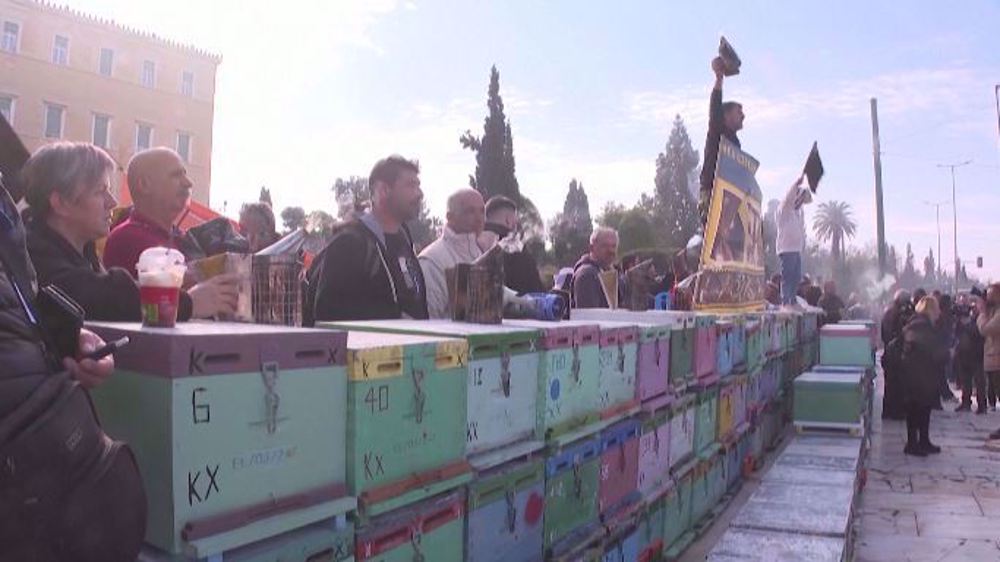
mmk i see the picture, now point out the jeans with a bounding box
[779,252,801,305]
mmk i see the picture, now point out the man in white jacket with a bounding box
[776,176,812,307]
[419,188,486,319]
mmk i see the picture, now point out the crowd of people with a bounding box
[880,285,1000,455]
[0,60,993,557]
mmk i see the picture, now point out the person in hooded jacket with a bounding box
[572,227,618,309]
[901,296,949,456]
[305,155,428,324]
[881,289,913,420]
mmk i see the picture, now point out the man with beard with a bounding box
[305,155,428,323]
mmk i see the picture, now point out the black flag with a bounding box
[719,36,741,76]
[803,142,824,193]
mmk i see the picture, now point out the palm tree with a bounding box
[813,201,857,261]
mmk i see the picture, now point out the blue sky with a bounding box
[68,0,1000,282]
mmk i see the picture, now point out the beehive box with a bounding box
[341,331,471,515]
[693,385,720,455]
[321,319,542,470]
[766,312,783,357]
[87,322,354,557]
[793,371,865,427]
[465,456,545,562]
[544,436,602,548]
[717,375,747,442]
[688,456,714,525]
[595,322,640,419]
[820,324,875,368]
[572,310,672,404]
[722,439,742,492]
[694,313,718,381]
[636,494,666,561]
[637,405,671,498]
[601,526,640,562]
[668,394,696,469]
[506,319,602,443]
[598,418,641,516]
[744,315,765,374]
[663,460,696,551]
[138,515,354,562]
[715,320,734,379]
[842,319,878,350]
[801,310,821,341]
[663,312,696,389]
[721,315,747,373]
[355,489,465,562]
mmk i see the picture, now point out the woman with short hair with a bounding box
[901,295,949,456]
[22,141,236,321]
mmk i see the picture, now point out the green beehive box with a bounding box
[342,332,471,516]
[321,319,543,470]
[793,371,865,427]
[663,459,695,551]
[637,492,667,559]
[666,313,696,389]
[693,385,720,455]
[87,322,355,558]
[594,321,640,419]
[355,489,465,562]
[544,436,602,548]
[506,319,602,444]
[819,324,874,368]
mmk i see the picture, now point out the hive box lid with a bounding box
[707,527,846,562]
[820,324,870,337]
[731,482,853,538]
[505,319,599,350]
[87,321,346,377]
[319,319,538,353]
[796,371,863,385]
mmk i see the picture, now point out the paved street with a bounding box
[856,378,1000,561]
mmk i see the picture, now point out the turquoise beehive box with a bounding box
[321,319,543,470]
[793,370,865,427]
[819,324,874,368]
[87,322,355,558]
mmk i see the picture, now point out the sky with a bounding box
[63,0,1000,282]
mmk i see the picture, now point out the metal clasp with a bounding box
[410,526,424,562]
[261,361,280,435]
[617,339,626,373]
[572,462,583,498]
[500,352,512,398]
[571,342,581,383]
[411,368,426,424]
[505,489,517,533]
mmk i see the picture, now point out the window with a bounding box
[135,123,152,151]
[99,47,113,76]
[2,21,18,53]
[52,35,69,65]
[0,96,13,124]
[92,114,110,148]
[176,132,191,162]
[44,103,64,139]
[181,71,194,97]
[141,60,155,88]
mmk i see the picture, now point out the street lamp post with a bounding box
[923,200,949,279]
[936,160,971,294]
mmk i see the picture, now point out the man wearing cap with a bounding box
[776,177,812,308]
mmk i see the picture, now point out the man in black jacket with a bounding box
[572,227,619,309]
[955,301,987,413]
[699,56,744,226]
[305,155,428,323]
[480,195,545,295]
[0,178,146,561]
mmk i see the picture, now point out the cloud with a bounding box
[625,67,989,135]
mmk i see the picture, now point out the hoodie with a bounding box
[573,253,610,309]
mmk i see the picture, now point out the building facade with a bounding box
[0,0,220,203]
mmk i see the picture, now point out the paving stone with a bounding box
[855,507,918,536]
[856,535,1000,562]
[860,491,981,516]
[916,513,1000,541]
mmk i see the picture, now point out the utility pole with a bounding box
[923,199,949,278]
[870,98,887,280]
[936,160,971,294]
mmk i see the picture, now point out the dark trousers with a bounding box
[989,371,1000,409]
[906,405,931,446]
[959,366,987,410]
[882,368,906,419]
